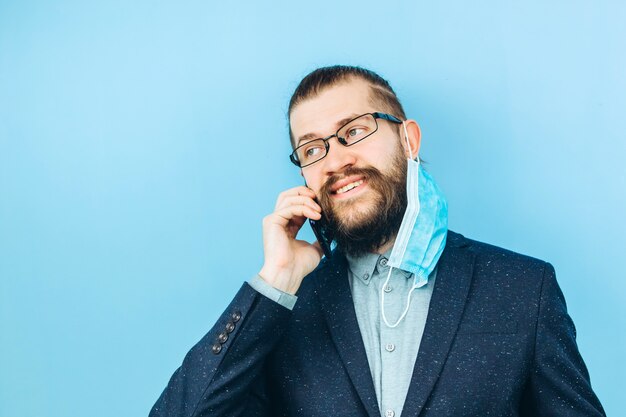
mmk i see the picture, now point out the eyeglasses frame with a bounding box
[289,112,403,168]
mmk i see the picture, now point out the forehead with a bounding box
[290,78,376,144]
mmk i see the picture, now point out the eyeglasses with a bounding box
[289,112,403,168]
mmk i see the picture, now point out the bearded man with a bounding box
[150,66,605,417]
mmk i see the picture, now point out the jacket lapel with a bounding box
[401,231,476,417]
[314,254,381,417]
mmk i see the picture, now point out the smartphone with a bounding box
[304,184,334,258]
[309,213,334,259]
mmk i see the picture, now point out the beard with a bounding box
[318,146,408,257]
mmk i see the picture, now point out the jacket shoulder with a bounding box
[448,230,553,288]
[450,230,549,267]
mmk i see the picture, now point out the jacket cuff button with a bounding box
[231,311,242,322]
[218,332,229,343]
[211,344,222,354]
[225,322,235,333]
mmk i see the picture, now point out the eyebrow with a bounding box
[296,113,360,147]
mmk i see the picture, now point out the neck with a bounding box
[375,234,397,255]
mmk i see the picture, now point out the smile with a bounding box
[334,180,365,195]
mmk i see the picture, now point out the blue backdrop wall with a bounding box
[1,1,624,416]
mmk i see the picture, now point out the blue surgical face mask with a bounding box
[380,122,449,328]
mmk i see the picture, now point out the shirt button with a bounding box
[385,410,395,417]
[384,285,393,293]
[380,257,388,267]
[385,343,395,352]
[363,273,369,280]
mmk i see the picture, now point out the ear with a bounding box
[400,119,421,159]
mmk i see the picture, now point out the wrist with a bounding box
[258,265,299,294]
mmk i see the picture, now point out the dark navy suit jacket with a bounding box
[150,231,605,416]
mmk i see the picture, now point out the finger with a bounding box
[271,204,321,227]
[276,195,322,212]
[276,187,317,210]
[276,186,317,209]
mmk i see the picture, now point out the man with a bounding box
[150,66,605,416]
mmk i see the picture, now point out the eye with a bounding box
[305,146,322,157]
[348,127,366,137]
[301,142,325,159]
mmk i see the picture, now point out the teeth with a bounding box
[336,180,364,194]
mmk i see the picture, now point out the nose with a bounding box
[321,137,357,175]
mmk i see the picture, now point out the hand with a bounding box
[259,186,324,294]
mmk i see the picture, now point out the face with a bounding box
[290,78,415,255]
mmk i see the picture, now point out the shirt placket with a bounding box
[377,256,409,417]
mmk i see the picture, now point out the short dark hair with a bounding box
[288,65,407,148]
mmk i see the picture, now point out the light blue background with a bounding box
[1,1,624,416]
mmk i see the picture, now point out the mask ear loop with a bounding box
[380,120,421,328]
[402,120,414,161]
[382,267,422,328]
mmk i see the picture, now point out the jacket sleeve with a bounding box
[149,282,293,417]
[520,263,606,416]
